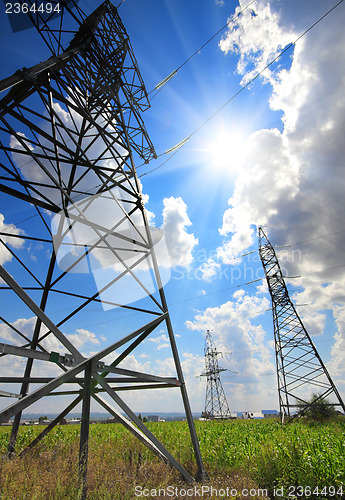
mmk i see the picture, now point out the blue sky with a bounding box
[0,0,345,415]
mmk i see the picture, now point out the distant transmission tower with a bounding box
[259,227,345,422]
[200,330,232,419]
[0,0,207,493]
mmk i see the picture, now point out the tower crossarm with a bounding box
[200,367,227,377]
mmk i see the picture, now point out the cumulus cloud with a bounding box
[0,317,36,344]
[328,304,345,378]
[0,213,25,266]
[9,96,126,208]
[198,258,221,282]
[216,0,345,258]
[0,317,101,358]
[161,196,198,267]
[186,291,275,410]
[146,333,170,350]
[212,0,345,341]
[217,128,300,261]
[219,0,296,85]
[153,351,205,410]
[185,0,345,411]
[67,328,100,350]
[138,178,155,224]
[0,317,63,390]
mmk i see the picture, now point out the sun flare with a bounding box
[206,130,246,173]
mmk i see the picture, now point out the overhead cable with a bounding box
[150,0,256,96]
[140,0,344,177]
[275,228,345,249]
[284,263,345,279]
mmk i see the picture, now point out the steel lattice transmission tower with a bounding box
[200,330,232,419]
[259,227,345,422]
[0,0,208,492]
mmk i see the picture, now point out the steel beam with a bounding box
[79,361,92,500]
[18,396,83,457]
[93,373,195,484]
[0,265,82,360]
[93,394,168,462]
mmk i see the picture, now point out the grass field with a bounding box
[0,418,344,499]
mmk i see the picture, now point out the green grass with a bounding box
[0,418,344,499]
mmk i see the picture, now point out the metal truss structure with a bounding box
[0,0,207,494]
[258,227,345,422]
[200,330,232,420]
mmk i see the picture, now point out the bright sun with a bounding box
[206,130,246,173]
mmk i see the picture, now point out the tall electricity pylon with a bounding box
[200,330,232,419]
[0,1,207,493]
[259,227,345,422]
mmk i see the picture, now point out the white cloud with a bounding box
[138,179,155,224]
[67,328,100,350]
[9,96,124,207]
[216,128,300,261]
[215,1,345,268]
[328,308,345,378]
[209,0,345,407]
[0,317,36,344]
[215,0,345,308]
[146,333,170,350]
[0,355,25,387]
[289,274,345,337]
[117,352,152,374]
[161,196,198,267]
[219,0,296,85]
[198,258,220,282]
[156,343,170,351]
[0,213,25,266]
[0,317,101,355]
[186,291,275,410]
[147,333,168,343]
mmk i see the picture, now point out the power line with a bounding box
[149,0,256,97]
[169,278,262,307]
[214,226,345,263]
[276,228,345,249]
[285,263,345,280]
[139,0,344,178]
[167,263,345,312]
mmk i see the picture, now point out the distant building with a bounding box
[262,410,279,419]
[147,415,159,422]
[200,412,237,420]
[107,417,119,424]
[66,418,81,425]
[0,420,12,426]
[241,411,264,419]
